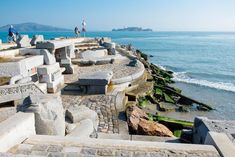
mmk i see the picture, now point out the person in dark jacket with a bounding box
[74,26,80,37]
[8,25,18,42]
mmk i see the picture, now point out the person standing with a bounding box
[82,19,86,37]
[74,26,80,37]
[8,25,18,43]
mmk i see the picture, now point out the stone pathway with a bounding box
[9,143,220,157]
[62,94,119,134]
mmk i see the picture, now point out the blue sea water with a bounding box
[1,31,235,120]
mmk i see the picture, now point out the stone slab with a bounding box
[80,49,107,59]
[40,49,56,65]
[205,132,235,157]
[25,135,219,156]
[193,117,235,144]
[86,85,107,94]
[78,71,113,85]
[37,63,60,75]
[0,112,35,152]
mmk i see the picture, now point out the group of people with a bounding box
[74,20,86,37]
[7,20,87,43]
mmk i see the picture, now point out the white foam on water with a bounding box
[173,72,235,93]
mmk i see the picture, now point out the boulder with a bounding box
[16,35,31,48]
[30,35,44,46]
[126,105,174,137]
[40,49,56,65]
[138,119,174,137]
[66,105,99,130]
[22,94,65,136]
[66,119,94,138]
[126,105,149,131]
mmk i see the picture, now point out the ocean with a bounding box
[1,31,235,120]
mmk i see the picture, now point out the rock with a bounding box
[16,35,31,48]
[66,119,94,138]
[30,35,44,46]
[40,49,56,65]
[65,122,77,135]
[138,118,174,137]
[126,105,149,132]
[22,94,65,136]
[66,105,99,130]
[126,105,174,137]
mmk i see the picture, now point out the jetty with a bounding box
[0,35,234,157]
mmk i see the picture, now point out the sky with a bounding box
[1,0,235,31]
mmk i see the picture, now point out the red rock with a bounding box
[138,118,174,137]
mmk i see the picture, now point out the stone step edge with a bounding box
[24,135,217,153]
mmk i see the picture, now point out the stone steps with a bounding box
[9,135,220,157]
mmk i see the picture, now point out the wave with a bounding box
[173,72,235,93]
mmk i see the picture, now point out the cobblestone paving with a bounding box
[64,59,142,84]
[10,143,220,157]
[62,94,119,134]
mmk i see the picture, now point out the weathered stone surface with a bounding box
[126,105,149,131]
[16,35,31,48]
[40,49,56,65]
[80,49,107,59]
[30,35,44,46]
[37,63,60,75]
[126,105,173,137]
[66,119,94,138]
[66,105,99,130]
[16,76,32,84]
[78,71,113,85]
[193,117,235,144]
[65,123,77,135]
[22,94,65,136]
[86,85,108,95]
[0,112,35,152]
[138,119,174,137]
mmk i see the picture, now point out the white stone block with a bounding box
[37,63,60,75]
[40,49,56,65]
[47,75,64,89]
[25,94,65,136]
[66,105,99,130]
[66,119,94,138]
[30,35,44,46]
[0,112,35,152]
[16,35,31,48]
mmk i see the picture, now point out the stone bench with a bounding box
[77,71,113,94]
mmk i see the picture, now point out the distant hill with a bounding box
[0,22,72,32]
[112,27,153,32]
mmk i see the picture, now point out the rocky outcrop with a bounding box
[126,105,174,137]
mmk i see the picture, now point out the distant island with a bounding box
[112,27,153,32]
[0,22,71,32]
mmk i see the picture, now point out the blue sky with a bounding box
[1,0,235,31]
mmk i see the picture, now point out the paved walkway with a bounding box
[62,94,119,134]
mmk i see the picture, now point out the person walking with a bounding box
[82,19,86,37]
[74,26,80,37]
[8,25,18,43]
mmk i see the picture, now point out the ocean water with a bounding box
[1,31,235,120]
